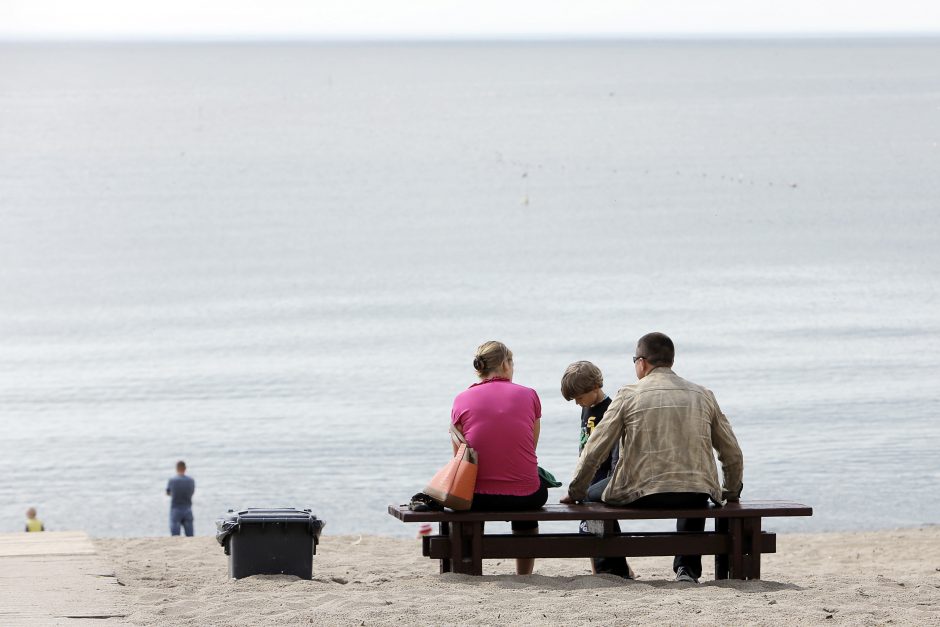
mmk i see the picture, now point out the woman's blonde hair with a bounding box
[473,341,512,378]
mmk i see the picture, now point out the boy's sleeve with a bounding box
[568,393,625,500]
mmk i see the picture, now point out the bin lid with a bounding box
[215,508,325,550]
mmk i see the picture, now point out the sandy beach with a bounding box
[83,526,940,626]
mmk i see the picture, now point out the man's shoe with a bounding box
[675,567,699,584]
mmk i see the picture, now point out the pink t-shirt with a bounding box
[451,378,541,496]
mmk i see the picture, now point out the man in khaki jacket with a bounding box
[561,332,744,583]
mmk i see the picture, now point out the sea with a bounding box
[1,39,938,538]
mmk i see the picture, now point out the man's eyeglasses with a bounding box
[632,355,646,363]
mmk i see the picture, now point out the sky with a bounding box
[2,0,940,39]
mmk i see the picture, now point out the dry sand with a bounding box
[93,527,940,626]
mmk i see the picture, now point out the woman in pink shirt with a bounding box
[451,340,547,574]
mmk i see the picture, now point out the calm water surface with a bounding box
[1,40,938,537]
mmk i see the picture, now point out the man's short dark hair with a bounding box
[176,460,186,472]
[637,332,675,367]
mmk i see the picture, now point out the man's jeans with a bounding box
[170,506,194,537]
[586,477,709,579]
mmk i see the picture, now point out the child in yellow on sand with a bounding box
[25,507,45,532]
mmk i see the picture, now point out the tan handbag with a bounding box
[423,426,478,511]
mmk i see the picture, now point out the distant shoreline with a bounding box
[2,33,940,45]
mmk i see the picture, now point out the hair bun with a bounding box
[473,356,485,372]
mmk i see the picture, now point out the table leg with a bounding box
[449,521,468,574]
[469,522,483,576]
[447,522,483,575]
[715,518,729,580]
[744,517,762,580]
[439,521,452,573]
[729,518,744,579]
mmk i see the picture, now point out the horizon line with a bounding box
[2,31,940,44]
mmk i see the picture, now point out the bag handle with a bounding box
[449,424,469,447]
[450,424,477,464]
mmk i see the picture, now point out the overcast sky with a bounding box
[3,0,939,39]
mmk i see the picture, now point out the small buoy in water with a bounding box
[417,523,433,538]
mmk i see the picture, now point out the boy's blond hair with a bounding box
[560,361,604,401]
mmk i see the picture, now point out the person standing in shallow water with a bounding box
[166,460,195,536]
[451,340,548,575]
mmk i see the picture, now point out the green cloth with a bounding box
[538,466,563,488]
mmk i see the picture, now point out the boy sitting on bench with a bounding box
[561,360,632,579]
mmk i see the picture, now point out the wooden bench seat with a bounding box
[388,500,812,579]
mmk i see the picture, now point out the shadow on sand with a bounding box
[442,572,804,593]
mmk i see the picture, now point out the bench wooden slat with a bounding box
[424,531,777,560]
[390,500,812,523]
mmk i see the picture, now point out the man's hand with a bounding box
[559,493,578,504]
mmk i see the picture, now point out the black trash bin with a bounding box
[216,508,325,579]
